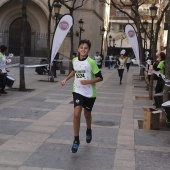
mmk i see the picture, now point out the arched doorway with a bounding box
[9,18,31,56]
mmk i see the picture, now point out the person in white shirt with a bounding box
[0,45,8,94]
[94,52,102,69]
[126,54,131,72]
[108,55,113,69]
[117,54,126,85]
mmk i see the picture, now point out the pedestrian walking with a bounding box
[117,54,126,85]
[94,51,102,69]
[61,39,103,153]
[126,54,131,72]
[108,55,113,69]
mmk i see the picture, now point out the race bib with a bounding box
[75,71,87,80]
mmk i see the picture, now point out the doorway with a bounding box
[9,18,31,56]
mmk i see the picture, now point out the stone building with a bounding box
[0,0,110,60]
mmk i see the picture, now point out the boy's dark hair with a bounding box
[78,39,91,49]
[0,45,8,53]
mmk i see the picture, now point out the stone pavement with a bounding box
[0,66,170,170]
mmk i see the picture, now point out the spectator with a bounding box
[0,45,8,94]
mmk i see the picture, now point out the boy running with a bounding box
[61,39,103,153]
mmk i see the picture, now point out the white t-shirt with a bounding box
[72,56,100,98]
[118,58,125,69]
[94,55,102,65]
[0,54,7,73]
[126,57,131,63]
[109,56,113,61]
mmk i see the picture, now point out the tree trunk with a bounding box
[163,11,170,102]
[69,9,74,73]
[19,0,27,91]
[47,0,52,64]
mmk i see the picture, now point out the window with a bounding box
[119,24,126,32]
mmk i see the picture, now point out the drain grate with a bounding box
[92,121,115,126]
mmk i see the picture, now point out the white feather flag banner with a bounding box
[50,14,73,64]
[125,24,140,66]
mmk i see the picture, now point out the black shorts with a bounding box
[73,92,96,111]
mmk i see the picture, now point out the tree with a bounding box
[19,0,27,91]
[100,0,169,75]
[163,9,170,102]
[58,0,85,72]
[100,0,169,100]
[47,0,54,64]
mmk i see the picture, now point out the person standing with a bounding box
[126,54,131,72]
[108,55,113,69]
[0,45,8,94]
[155,52,165,94]
[61,40,103,153]
[117,54,126,85]
[94,51,102,69]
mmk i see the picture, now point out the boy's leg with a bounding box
[73,106,82,137]
[84,109,92,129]
[84,97,95,143]
[71,105,82,153]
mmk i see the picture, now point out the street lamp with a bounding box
[143,20,149,52]
[78,19,84,41]
[53,0,62,27]
[100,27,105,56]
[109,35,112,47]
[50,0,62,80]
[149,3,158,58]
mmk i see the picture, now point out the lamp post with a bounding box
[50,0,62,80]
[149,3,158,59]
[78,19,84,41]
[100,27,105,56]
[108,35,113,55]
[143,20,149,54]
[53,0,62,27]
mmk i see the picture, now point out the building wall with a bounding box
[0,0,109,59]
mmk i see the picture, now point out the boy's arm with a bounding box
[61,70,75,86]
[81,71,103,85]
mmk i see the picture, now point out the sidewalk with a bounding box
[0,66,169,170]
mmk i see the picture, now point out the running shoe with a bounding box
[71,141,79,153]
[86,130,92,143]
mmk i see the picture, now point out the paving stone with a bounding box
[135,129,170,147]
[50,125,119,146]
[0,165,18,170]
[0,151,31,166]
[0,108,48,120]
[23,143,115,169]
[135,150,170,170]
[18,166,42,170]
[14,101,58,109]
[0,120,31,135]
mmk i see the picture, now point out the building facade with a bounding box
[0,0,110,59]
[108,0,167,56]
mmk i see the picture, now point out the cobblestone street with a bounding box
[0,66,169,170]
